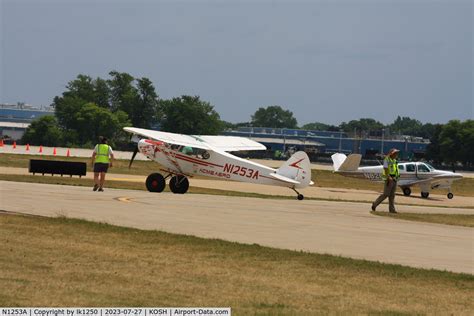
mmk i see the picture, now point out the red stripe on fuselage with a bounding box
[174,153,223,168]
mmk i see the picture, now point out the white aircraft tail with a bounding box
[331,153,361,172]
[276,151,312,187]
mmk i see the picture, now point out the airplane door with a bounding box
[416,163,431,180]
[405,163,416,178]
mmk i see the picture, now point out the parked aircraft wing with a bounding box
[402,174,462,187]
[124,127,266,152]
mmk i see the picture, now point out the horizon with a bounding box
[1,0,472,126]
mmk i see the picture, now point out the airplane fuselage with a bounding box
[337,161,462,193]
[137,139,309,189]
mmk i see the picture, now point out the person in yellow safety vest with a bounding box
[91,136,114,192]
[372,148,400,213]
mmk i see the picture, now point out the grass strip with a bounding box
[372,212,474,227]
[1,214,473,314]
[2,153,473,197]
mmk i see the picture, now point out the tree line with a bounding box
[21,71,473,166]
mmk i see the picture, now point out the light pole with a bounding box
[338,130,342,152]
[380,128,385,155]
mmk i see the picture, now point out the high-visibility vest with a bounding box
[94,144,110,164]
[382,156,399,180]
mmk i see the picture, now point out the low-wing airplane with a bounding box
[124,127,313,200]
[331,153,463,199]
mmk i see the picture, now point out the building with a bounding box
[223,127,429,160]
[0,103,55,140]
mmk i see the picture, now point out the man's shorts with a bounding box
[94,163,109,173]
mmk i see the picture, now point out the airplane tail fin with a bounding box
[331,153,361,172]
[276,151,312,187]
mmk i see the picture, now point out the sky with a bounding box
[1,0,472,126]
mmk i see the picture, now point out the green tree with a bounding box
[438,120,463,166]
[53,95,86,131]
[389,116,423,136]
[73,103,130,145]
[251,106,298,128]
[21,116,63,146]
[425,124,443,164]
[134,77,160,128]
[301,122,331,131]
[160,96,223,135]
[108,71,137,114]
[458,120,474,167]
[339,118,384,135]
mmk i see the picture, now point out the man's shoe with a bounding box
[371,203,376,212]
[389,210,398,214]
[93,184,99,191]
[98,187,104,192]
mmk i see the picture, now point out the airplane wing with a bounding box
[197,135,266,152]
[124,127,211,150]
[124,127,266,152]
[402,174,460,187]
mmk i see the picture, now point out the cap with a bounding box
[388,148,400,155]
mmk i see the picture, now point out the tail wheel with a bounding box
[402,187,412,196]
[421,192,429,198]
[146,173,166,192]
[447,193,454,199]
[169,175,189,194]
[297,194,304,200]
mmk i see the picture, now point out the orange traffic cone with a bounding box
[26,144,30,151]
[0,139,3,147]
[39,145,43,153]
[66,149,70,157]
[53,147,57,155]
[13,141,16,149]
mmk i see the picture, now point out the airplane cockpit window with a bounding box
[425,163,435,171]
[398,165,405,171]
[417,163,430,173]
[180,146,194,155]
[406,164,415,172]
[195,149,210,160]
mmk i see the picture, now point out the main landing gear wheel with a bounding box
[146,173,166,192]
[421,192,430,198]
[447,193,454,199]
[169,175,189,194]
[402,187,412,196]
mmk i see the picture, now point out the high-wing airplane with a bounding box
[124,127,313,200]
[331,153,463,199]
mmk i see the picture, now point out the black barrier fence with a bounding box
[29,159,87,177]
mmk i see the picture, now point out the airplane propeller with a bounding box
[129,145,139,169]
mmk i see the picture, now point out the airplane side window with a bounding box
[406,164,415,172]
[398,165,405,171]
[417,164,430,173]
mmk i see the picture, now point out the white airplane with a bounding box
[124,127,313,200]
[331,153,463,199]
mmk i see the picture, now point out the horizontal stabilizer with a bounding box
[268,173,300,184]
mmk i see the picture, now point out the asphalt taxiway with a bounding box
[1,180,472,274]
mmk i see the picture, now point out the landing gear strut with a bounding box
[292,188,304,200]
[169,175,189,194]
